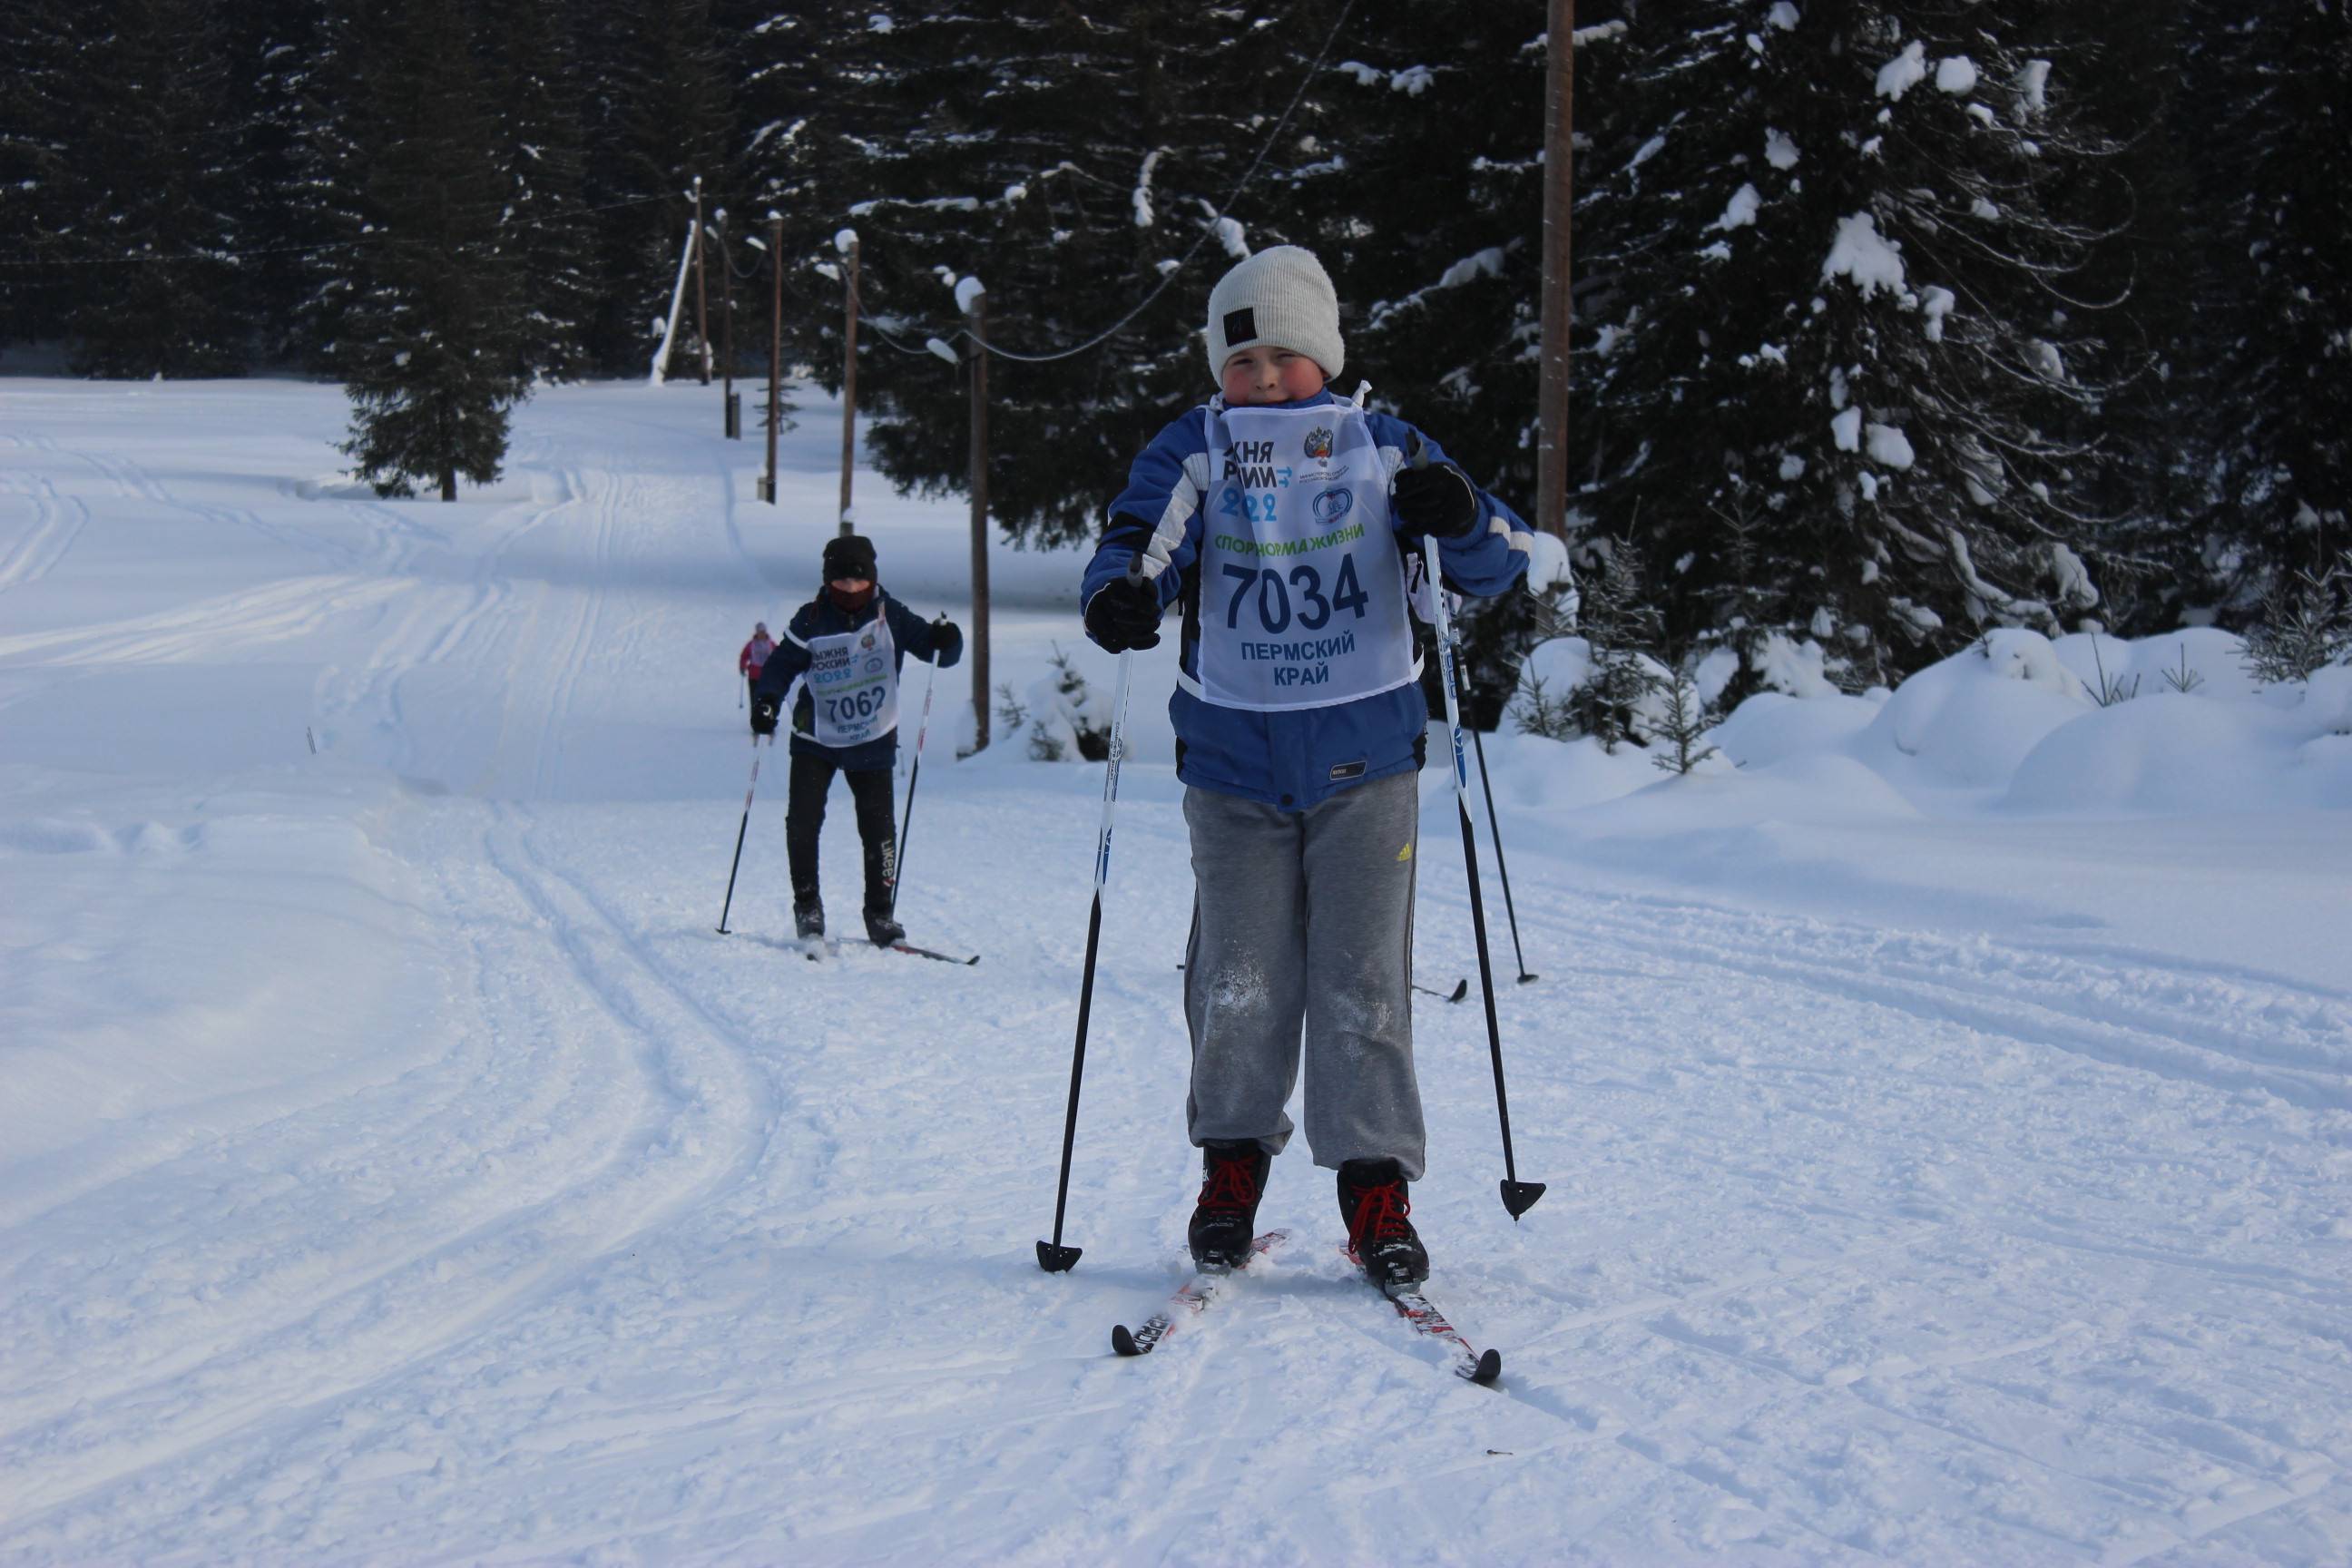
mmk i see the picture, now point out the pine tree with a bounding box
[2176,0,2351,621]
[54,0,254,377]
[285,0,387,369]
[335,0,525,501]
[224,0,331,365]
[1564,536,1667,751]
[604,0,738,379]
[2019,0,2200,636]
[488,0,599,384]
[1307,1,1551,508]
[1574,0,2133,698]
[743,1,1367,548]
[0,0,256,374]
[0,0,83,353]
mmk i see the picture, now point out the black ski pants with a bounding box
[785,752,897,915]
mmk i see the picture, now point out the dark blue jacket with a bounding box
[1083,390,1533,810]
[753,587,959,770]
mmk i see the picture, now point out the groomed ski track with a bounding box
[2,380,2348,1565]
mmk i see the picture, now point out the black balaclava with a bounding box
[821,534,878,612]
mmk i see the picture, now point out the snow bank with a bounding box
[1508,624,2352,822]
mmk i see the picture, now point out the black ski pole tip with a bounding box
[1515,972,1538,985]
[1499,1180,1546,1219]
[1448,978,1469,1004]
[1036,1240,1083,1273]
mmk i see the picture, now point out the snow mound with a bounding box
[1712,690,1879,769]
[2006,691,2352,816]
[1672,627,2349,818]
[1524,623,2348,822]
[1852,633,2092,789]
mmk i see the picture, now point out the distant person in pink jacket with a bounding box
[740,622,776,720]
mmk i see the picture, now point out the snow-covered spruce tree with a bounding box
[597,0,739,378]
[334,0,524,501]
[0,0,83,353]
[2241,566,2351,684]
[1302,0,1586,729]
[284,0,391,371]
[2011,0,2200,635]
[0,0,256,376]
[1563,535,1668,751]
[2174,0,2350,622]
[1574,0,2132,697]
[228,0,341,366]
[1303,3,1550,504]
[744,1,1387,548]
[487,0,599,385]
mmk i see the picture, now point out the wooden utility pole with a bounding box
[837,229,860,537]
[764,212,782,504]
[690,176,711,385]
[716,210,739,437]
[965,281,992,753]
[1534,0,1576,540]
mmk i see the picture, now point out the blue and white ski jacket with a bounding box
[1083,389,1533,810]
[752,587,957,771]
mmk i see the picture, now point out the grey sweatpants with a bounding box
[1182,769,1426,1181]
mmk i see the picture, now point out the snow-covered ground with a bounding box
[3,377,2347,1566]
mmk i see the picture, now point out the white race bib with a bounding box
[1195,403,1416,711]
[805,613,900,747]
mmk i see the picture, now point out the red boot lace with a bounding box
[1198,1152,1261,1212]
[1346,1180,1412,1258]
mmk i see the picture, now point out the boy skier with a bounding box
[752,534,962,948]
[1080,246,1533,1286]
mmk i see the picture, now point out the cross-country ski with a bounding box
[1111,1230,1289,1357]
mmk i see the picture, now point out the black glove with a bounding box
[750,692,779,736]
[1392,460,1481,543]
[928,618,965,668]
[1084,572,1163,652]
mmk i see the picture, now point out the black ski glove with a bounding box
[750,692,779,735]
[1392,460,1481,543]
[928,619,965,668]
[1084,571,1163,652]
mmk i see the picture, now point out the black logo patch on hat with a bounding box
[1222,307,1258,345]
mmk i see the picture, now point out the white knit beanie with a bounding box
[1204,245,1345,383]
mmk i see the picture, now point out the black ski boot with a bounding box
[1188,1140,1272,1272]
[795,897,824,941]
[1338,1157,1428,1288]
[863,906,906,948]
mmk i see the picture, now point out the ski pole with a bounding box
[1415,977,1470,1004]
[715,733,768,935]
[891,631,942,906]
[1458,662,1537,984]
[1414,435,1544,1219]
[1039,564,1143,1273]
